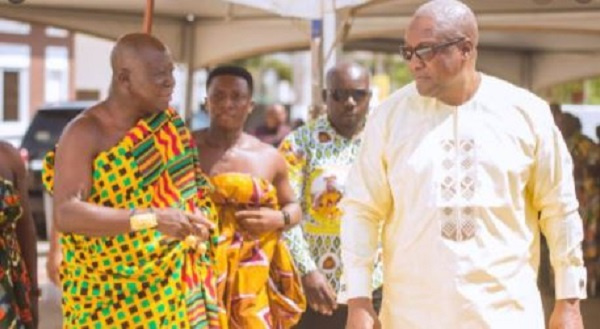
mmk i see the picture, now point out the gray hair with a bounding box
[415,0,479,45]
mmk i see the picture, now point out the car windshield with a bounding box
[20,108,83,161]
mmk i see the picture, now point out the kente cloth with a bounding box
[0,177,34,329]
[42,109,221,329]
[278,116,383,297]
[210,173,305,329]
[341,74,587,328]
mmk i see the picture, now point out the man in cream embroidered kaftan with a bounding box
[341,1,586,329]
[342,75,587,328]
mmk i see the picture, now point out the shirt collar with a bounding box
[318,115,364,142]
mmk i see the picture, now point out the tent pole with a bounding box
[143,0,155,33]
[183,17,196,125]
[309,19,324,120]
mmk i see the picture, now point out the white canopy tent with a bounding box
[1,0,600,98]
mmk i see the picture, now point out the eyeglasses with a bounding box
[323,89,371,102]
[400,37,465,62]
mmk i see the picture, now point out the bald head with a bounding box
[326,61,370,89]
[413,0,479,46]
[265,103,288,128]
[108,33,175,114]
[324,61,371,138]
[266,104,287,117]
[111,33,170,73]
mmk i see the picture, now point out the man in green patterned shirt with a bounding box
[279,62,383,328]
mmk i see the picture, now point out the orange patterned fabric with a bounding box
[210,173,305,329]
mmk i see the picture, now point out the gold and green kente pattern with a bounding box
[43,109,221,329]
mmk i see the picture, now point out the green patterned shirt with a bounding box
[279,116,383,294]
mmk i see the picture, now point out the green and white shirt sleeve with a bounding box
[279,130,318,275]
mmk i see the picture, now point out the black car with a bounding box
[20,101,93,239]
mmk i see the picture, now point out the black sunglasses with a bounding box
[323,89,371,102]
[400,37,465,62]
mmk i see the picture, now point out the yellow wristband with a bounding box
[130,209,158,231]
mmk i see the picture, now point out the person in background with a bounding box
[341,1,586,328]
[253,103,292,147]
[193,65,305,328]
[550,103,563,133]
[0,141,38,329]
[561,115,600,298]
[291,118,306,130]
[279,61,383,329]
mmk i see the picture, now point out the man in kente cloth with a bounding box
[42,33,221,328]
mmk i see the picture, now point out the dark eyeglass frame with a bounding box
[400,37,466,62]
[322,89,372,102]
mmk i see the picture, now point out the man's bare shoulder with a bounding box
[0,141,21,173]
[244,133,277,153]
[0,140,18,158]
[58,104,105,152]
[244,134,287,169]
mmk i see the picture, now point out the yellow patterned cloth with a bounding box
[210,173,305,329]
[42,109,221,329]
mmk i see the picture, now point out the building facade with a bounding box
[0,18,74,145]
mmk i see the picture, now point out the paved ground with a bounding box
[37,243,600,328]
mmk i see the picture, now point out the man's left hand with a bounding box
[549,299,583,329]
[235,207,283,236]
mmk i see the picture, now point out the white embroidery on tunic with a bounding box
[440,138,478,241]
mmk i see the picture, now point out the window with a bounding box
[76,89,100,101]
[45,46,69,103]
[0,44,30,141]
[0,18,30,35]
[45,27,69,38]
[2,71,20,122]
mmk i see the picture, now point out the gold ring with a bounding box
[184,235,199,249]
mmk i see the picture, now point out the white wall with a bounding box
[73,33,188,115]
[45,46,69,103]
[74,33,113,100]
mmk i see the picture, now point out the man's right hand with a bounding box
[154,208,214,241]
[302,270,337,315]
[346,298,381,329]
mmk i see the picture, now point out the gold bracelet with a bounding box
[130,209,158,231]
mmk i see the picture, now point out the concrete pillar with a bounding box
[519,51,534,91]
[310,19,324,119]
[323,11,339,74]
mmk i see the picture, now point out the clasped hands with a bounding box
[153,208,214,249]
[234,207,286,237]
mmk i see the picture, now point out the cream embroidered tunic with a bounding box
[341,74,587,328]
